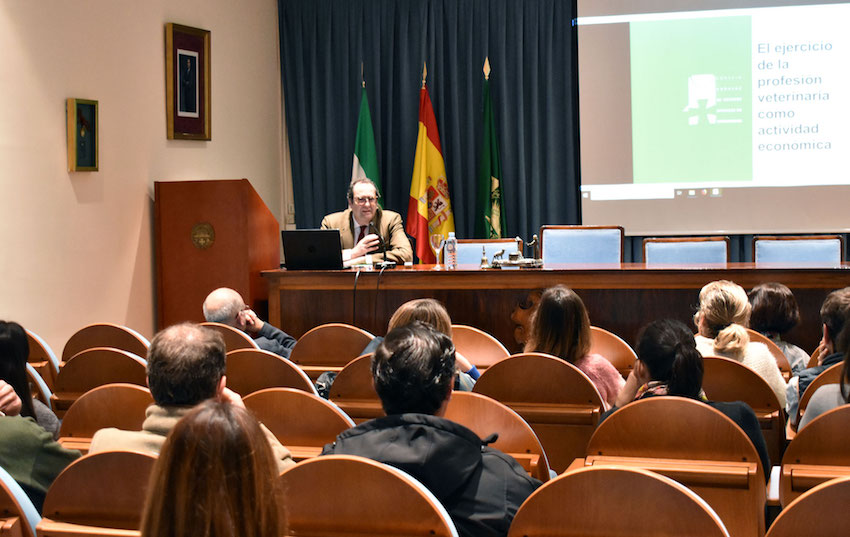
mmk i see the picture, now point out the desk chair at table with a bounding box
[539,225,623,265]
[753,235,844,265]
[643,236,730,265]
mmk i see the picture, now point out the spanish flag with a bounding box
[407,80,455,264]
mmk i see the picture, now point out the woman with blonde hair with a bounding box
[140,400,280,537]
[525,285,624,409]
[693,280,787,406]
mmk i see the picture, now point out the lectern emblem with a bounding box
[191,222,215,249]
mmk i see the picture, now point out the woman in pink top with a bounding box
[524,285,625,409]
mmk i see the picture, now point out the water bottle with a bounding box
[445,232,458,269]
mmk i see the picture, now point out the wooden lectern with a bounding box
[154,179,280,329]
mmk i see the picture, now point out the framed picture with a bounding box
[165,23,211,140]
[66,98,98,172]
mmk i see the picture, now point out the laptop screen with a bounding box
[281,229,344,270]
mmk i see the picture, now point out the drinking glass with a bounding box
[430,233,446,267]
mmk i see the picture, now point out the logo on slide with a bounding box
[683,74,744,126]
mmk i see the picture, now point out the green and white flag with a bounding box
[476,71,504,238]
[351,87,382,206]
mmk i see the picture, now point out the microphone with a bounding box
[369,222,396,269]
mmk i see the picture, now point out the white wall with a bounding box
[0,0,289,353]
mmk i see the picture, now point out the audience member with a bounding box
[524,285,625,409]
[140,400,280,537]
[89,323,294,471]
[609,319,770,475]
[0,321,60,437]
[203,287,296,358]
[322,322,540,537]
[748,283,809,375]
[787,286,850,425]
[693,280,787,406]
[797,340,850,430]
[0,384,79,512]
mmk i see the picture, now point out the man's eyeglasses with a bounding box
[353,196,379,205]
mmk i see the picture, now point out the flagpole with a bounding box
[483,57,490,81]
[421,62,427,89]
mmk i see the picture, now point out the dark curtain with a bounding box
[278,0,580,241]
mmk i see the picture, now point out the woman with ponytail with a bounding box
[693,280,787,407]
[607,319,770,475]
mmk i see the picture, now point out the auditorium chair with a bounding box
[26,364,53,411]
[199,322,259,352]
[0,465,40,537]
[746,329,792,380]
[61,323,149,363]
[589,326,636,379]
[753,235,844,265]
[50,348,147,418]
[701,355,786,465]
[37,450,156,537]
[288,323,374,380]
[328,354,384,424]
[444,392,551,482]
[242,387,354,462]
[779,405,850,507]
[56,384,153,455]
[794,361,843,431]
[456,237,523,266]
[575,397,766,537]
[472,353,604,473]
[507,466,729,537]
[278,455,458,537]
[643,236,730,265]
[539,225,623,265]
[26,329,60,392]
[450,324,509,371]
[766,475,850,537]
[225,348,317,396]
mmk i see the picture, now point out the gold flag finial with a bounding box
[361,62,365,88]
[483,57,491,80]
[421,62,427,89]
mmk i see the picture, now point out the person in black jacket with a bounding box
[322,322,541,537]
[602,319,771,477]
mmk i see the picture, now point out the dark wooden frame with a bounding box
[165,23,211,140]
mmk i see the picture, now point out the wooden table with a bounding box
[262,263,850,354]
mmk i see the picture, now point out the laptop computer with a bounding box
[281,229,344,270]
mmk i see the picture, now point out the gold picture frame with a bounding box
[165,23,211,140]
[66,98,98,172]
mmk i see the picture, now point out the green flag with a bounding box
[351,87,382,205]
[476,77,504,238]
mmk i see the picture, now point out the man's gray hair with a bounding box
[202,288,244,324]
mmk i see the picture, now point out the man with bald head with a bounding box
[202,287,296,358]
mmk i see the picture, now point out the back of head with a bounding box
[387,298,453,336]
[637,319,703,398]
[202,287,245,327]
[821,287,850,352]
[748,282,800,336]
[141,400,280,537]
[0,320,36,418]
[372,321,456,415]
[146,323,225,406]
[697,280,751,358]
[524,285,591,364]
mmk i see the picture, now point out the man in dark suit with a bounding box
[320,178,413,265]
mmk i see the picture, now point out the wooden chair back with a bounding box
[288,323,374,380]
[539,225,624,265]
[450,324,509,370]
[444,392,550,482]
[328,354,383,424]
[589,326,636,378]
[243,388,354,463]
[61,323,149,363]
[0,466,40,537]
[508,466,730,537]
[753,234,844,265]
[26,364,52,410]
[766,475,850,537]
[226,348,317,396]
[26,329,59,391]
[456,237,523,266]
[472,353,604,473]
[278,455,458,537]
[582,397,765,537]
[746,329,792,380]
[50,348,148,418]
[701,355,786,466]
[642,236,730,266]
[806,344,823,369]
[39,450,156,532]
[779,404,850,507]
[796,361,843,427]
[199,322,259,352]
[57,384,153,454]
